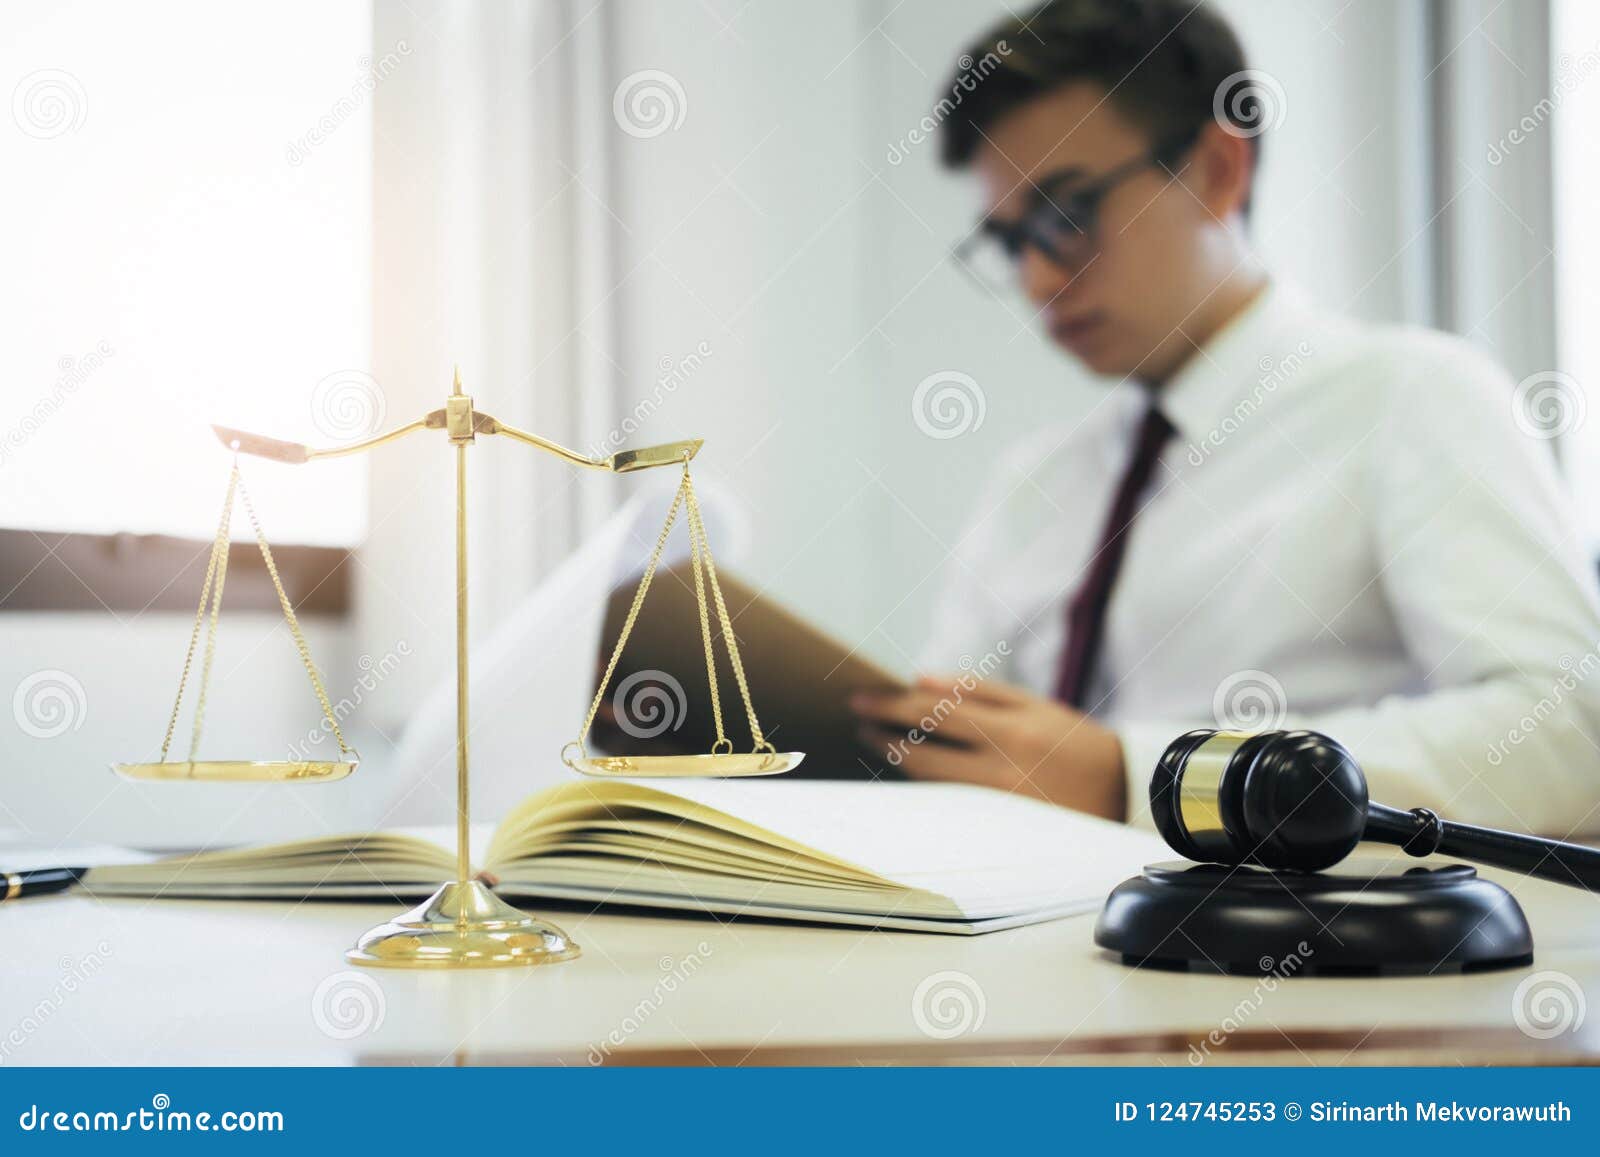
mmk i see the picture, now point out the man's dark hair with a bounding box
[940,0,1262,178]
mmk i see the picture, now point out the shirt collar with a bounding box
[1149,280,1316,444]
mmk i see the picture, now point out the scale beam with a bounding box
[213,406,700,473]
[210,419,429,464]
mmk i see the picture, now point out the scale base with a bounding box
[346,880,581,970]
[1094,860,1533,975]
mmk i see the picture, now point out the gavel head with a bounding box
[1149,729,1369,872]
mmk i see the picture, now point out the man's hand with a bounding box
[851,674,1128,820]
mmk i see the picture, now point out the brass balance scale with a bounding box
[112,370,802,968]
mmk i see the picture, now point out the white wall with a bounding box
[0,615,408,846]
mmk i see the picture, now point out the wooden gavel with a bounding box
[1150,728,1600,890]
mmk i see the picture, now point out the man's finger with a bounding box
[850,690,1002,742]
[850,689,950,728]
[915,673,1034,707]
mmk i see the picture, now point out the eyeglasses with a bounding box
[952,129,1199,292]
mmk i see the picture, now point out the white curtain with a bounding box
[359,0,623,735]
[1428,0,1558,383]
[1422,1,1600,549]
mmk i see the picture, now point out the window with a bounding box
[1,0,373,550]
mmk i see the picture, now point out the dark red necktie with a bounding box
[1054,399,1175,709]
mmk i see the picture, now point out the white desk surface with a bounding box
[3,857,1598,1066]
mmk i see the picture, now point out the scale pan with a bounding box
[111,759,357,783]
[569,751,804,779]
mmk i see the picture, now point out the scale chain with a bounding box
[236,476,355,758]
[682,469,770,752]
[159,465,239,763]
[569,477,688,761]
[684,480,729,753]
[567,458,772,765]
[157,463,355,765]
[188,471,235,760]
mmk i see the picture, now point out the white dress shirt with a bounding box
[923,282,1600,835]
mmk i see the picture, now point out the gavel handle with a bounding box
[1366,802,1600,891]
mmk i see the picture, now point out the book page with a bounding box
[497,778,1167,919]
[85,832,456,891]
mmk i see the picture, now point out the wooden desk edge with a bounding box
[367,1024,1600,1067]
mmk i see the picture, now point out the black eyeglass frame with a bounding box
[952,127,1202,286]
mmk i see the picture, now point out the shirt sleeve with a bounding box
[1315,335,1600,833]
[1123,334,1600,836]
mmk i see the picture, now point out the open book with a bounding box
[83,780,1167,934]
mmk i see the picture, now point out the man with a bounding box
[851,0,1600,835]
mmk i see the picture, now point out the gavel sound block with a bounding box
[1089,729,1600,975]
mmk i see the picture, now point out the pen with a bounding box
[2,867,87,902]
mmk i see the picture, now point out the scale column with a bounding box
[345,374,580,967]
[445,384,475,897]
